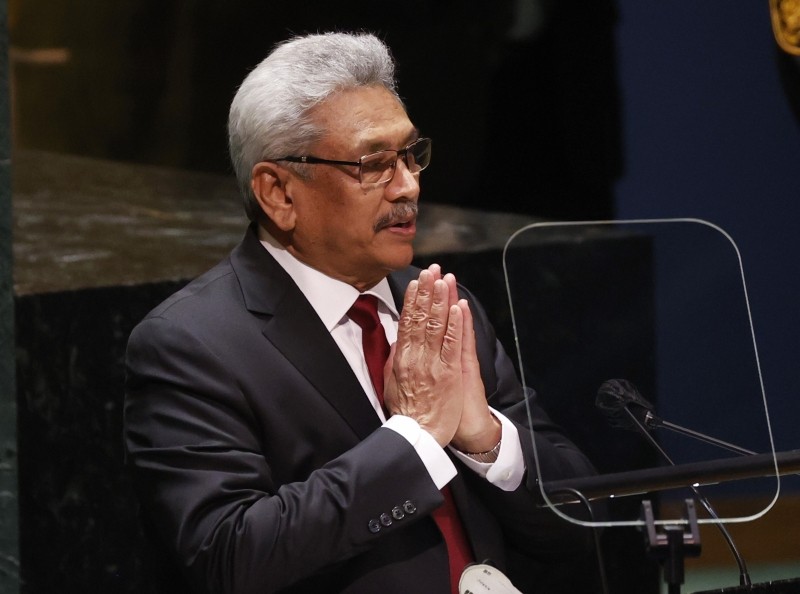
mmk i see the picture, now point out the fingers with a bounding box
[427,263,459,306]
[396,277,419,355]
[458,298,476,362]
[401,270,435,351]
[425,278,451,354]
[443,273,458,312]
[440,303,463,367]
[399,270,454,354]
[396,267,464,365]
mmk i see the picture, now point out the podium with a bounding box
[502,220,799,594]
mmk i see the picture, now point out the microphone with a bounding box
[596,379,752,587]
[596,379,756,456]
[595,378,655,429]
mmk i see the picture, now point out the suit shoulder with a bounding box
[145,258,239,321]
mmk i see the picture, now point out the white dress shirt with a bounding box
[260,232,524,491]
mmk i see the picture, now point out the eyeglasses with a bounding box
[274,137,432,185]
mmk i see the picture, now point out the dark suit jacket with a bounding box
[124,224,596,594]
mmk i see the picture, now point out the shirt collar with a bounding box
[259,231,398,331]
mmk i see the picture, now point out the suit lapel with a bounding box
[264,294,382,439]
[230,225,381,440]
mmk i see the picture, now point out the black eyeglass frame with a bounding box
[273,137,432,185]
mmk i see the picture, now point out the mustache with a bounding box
[374,201,418,231]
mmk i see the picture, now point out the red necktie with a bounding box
[348,294,474,593]
[347,295,390,406]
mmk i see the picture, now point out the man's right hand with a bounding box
[383,269,465,446]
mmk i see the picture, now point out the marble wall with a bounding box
[15,282,181,593]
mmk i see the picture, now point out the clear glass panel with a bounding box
[503,219,779,528]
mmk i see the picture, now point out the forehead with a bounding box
[311,86,416,152]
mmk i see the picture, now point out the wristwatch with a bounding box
[463,440,502,463]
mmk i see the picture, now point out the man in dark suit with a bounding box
[124,31,596,594]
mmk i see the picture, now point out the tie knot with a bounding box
[348,294,381,331]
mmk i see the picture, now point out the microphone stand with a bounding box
[641,498,701,594]
[624,407,753,590]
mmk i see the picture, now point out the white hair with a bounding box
[228,31,402,220]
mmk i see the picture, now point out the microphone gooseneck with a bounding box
[596,380,752,587]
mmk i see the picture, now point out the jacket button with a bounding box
[368,519,381,534]
[391,506,405,520]
[402,500,417,514]
[379,513,393,527]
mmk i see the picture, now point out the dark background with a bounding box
[6,1,800,592]
[8,0,622,221]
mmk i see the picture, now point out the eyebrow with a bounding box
[362,128,420,155]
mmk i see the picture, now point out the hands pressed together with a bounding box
[383,264,502,453]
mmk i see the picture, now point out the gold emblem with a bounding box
[771,0,800,55]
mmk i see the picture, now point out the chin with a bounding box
[378,248,414,274]
[394,247,415,269]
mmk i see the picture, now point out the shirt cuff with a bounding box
[384,415,457,490]
[450,407,525,491]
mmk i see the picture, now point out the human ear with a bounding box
[251,162,297,231]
